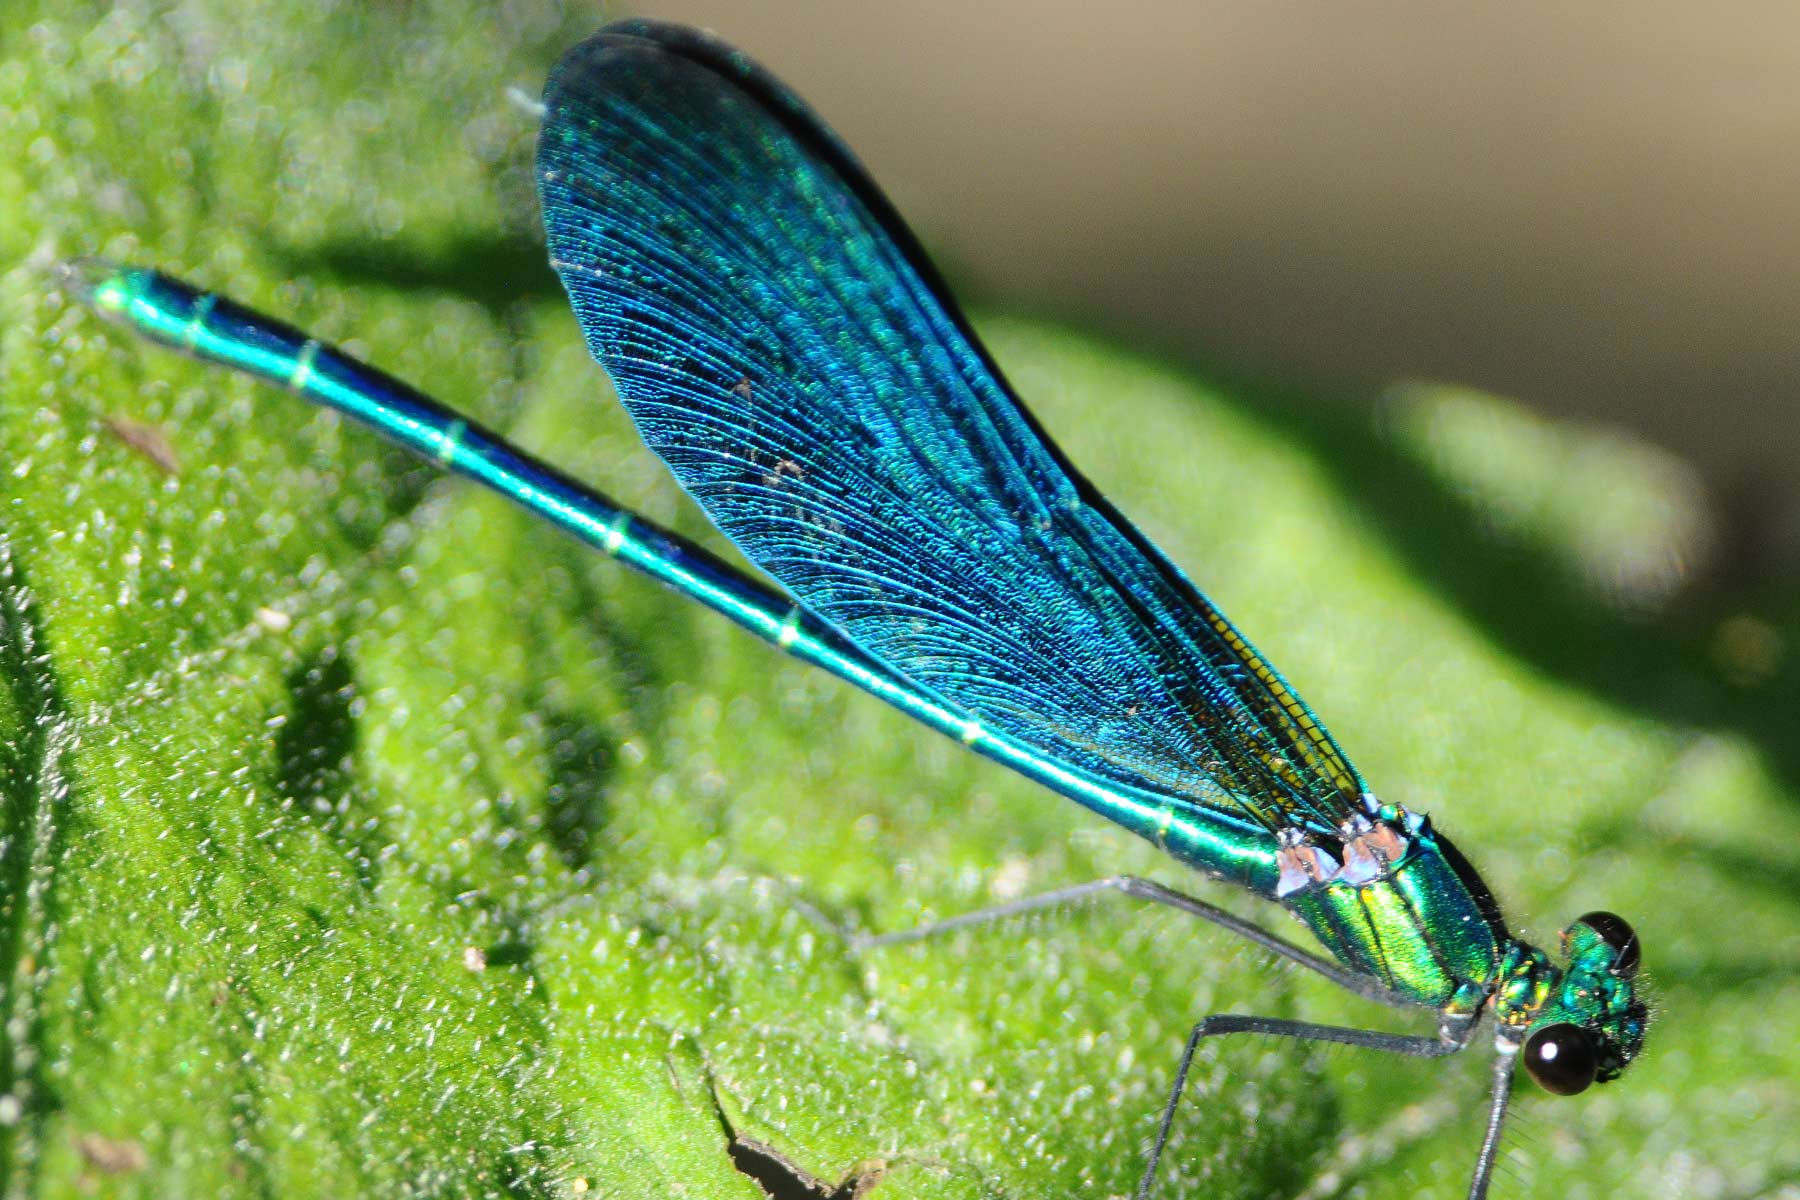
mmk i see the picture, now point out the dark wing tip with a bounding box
[534,14,1024,494]
[545,19,752,99]
[541,19,880,220]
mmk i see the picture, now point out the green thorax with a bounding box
[1278,801,1506,1010]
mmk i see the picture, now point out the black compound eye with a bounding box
[1577,910,1641,978]
[1523,1023,1598,1096]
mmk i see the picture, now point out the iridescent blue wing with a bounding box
[537,20,1363,835]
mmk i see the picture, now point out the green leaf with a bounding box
[3,3,1797,1197]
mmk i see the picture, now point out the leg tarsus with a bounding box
[1136,1019,1206,1200]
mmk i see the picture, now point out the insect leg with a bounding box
[1466,1035,1519,1200]
[1139,1013,1479,1200]
[858,875,1406,1006]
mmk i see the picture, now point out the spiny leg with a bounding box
[1138,1014,1479,1200]
[858,874,1408,1006]
[1466,1036,1519,1200]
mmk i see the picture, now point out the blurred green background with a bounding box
[1,3,1796,1199]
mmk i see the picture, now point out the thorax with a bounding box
[1275,799,1509,1011]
